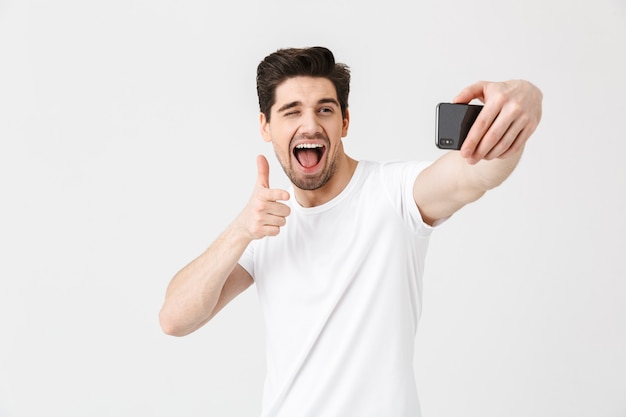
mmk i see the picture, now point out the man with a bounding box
[159,46,542,417]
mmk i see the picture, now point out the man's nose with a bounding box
[299,110,323,134]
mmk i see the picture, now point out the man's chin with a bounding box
[291,165,336,191]
[290,175,326,191]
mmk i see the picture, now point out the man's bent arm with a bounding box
[159,225,254,337]
[159,155,290,336]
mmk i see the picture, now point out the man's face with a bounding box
[260,76,349,191]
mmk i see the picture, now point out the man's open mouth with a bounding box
[294,143,326,169]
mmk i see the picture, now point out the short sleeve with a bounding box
[380,160,444,236]
[238,240,255,280]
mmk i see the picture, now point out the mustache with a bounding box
[290,132,329,146]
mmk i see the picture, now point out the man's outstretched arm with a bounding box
[414,79,543,225]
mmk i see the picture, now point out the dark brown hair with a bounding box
[256,46,351,122]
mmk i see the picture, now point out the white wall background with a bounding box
[1,0,625,416]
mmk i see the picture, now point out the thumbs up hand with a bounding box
[236,155,291,240]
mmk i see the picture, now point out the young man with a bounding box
[159,46,543,416]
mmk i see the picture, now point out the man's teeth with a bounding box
[295,144,323,149]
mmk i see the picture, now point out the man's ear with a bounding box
[260,113,272,143]
[342,108,350,137]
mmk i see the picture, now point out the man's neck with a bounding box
[293,156,358,208]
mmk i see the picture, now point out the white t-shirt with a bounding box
[239,160,436,417]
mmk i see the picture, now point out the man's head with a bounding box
[256,47,355,199]
[256,46,351,122]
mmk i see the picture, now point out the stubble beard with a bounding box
[278,146,338,191]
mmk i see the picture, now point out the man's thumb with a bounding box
[453,80,486,104]
[256,155,270,188]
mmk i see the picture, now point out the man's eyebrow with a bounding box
[318,98,340,106]
[277,101,301,113]
[276,98,340,113]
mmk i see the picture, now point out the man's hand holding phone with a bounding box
[438,80,543,165]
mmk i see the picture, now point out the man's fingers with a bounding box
[249,198,291,239]
[259,198,291,218]
[256,154,270,189]
[482,116,526,160]
[453,80,493,159]
[457,79,542,164]
[460,101,501,159]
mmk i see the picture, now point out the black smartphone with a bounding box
[435,103,483,150]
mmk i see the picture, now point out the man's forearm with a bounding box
[158,224,252,336]
[414,147,525,226]
[463,146,524,193]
